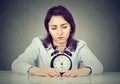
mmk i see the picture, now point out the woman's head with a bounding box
[43,5,77,50]
[44,5,76,35]
[48,15,71,47]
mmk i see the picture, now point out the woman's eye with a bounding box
[51,28,56,30]
[62,26,67,29]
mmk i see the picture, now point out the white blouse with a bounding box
[11,37,103,74]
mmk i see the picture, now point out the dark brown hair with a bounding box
[42,5,77,51]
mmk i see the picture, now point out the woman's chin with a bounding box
[57,41,66,45]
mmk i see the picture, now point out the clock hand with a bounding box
[58,57,61,63]
[62,56,66,64]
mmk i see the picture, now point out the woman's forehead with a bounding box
[49,16,69,25]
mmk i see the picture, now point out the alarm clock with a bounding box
[50,50,72,74]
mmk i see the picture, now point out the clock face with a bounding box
[50,54,72,74]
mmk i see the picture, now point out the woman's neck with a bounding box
[53,41,67,47]
[52,41,67,53]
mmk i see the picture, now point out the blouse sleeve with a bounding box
[78,41,103,75]
[11,37,40,74]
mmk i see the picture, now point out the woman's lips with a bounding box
[57,37,64,40]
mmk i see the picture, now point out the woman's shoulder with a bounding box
[75,39,87,49]
[76,39,87,44]
[31,36,44,45]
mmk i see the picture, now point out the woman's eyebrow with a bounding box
[50,23,68,26]
[50,25,57,27]
[61,23,67,26]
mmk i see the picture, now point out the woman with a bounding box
[12,5,103,77]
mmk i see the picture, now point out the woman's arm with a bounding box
[80,44,103,75]
[28,66,60,77]
[62,40,103,77]
[11,37,40,74]
[62,67,91,77]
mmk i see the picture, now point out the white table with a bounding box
[0,71,120,84]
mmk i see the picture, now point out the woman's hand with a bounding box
[62,68,91,77]
[28,66,60,77]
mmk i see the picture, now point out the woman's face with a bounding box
[48,15,71,46]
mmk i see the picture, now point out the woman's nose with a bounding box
[58,28,63,35]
